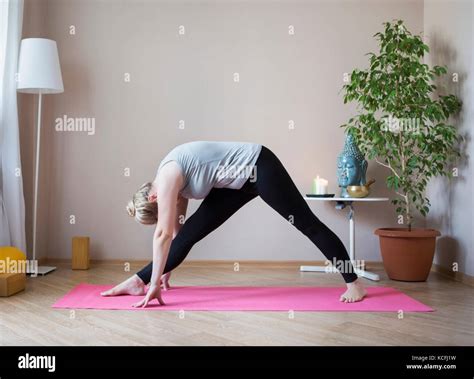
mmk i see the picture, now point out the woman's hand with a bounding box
[132,283,165,308]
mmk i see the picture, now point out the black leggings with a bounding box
[136,146,358,284]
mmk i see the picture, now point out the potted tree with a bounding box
[341,20,462,281]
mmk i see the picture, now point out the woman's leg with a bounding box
[134,188,258,284]
[246,146,360,285]
[103,188,256,296]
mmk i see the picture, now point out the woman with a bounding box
[102,141,367,307]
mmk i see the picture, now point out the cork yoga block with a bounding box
[72,236,90,270]
[0,273,26,297]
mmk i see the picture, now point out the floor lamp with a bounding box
[17,38,64,275]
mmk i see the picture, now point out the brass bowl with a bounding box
[347,179,375,198]
[347,185,369,198]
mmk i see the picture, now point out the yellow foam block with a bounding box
[0,272,26,297]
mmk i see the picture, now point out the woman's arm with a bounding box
[133,163,184,308]
[161,196,188,290]
[174,195,188,238]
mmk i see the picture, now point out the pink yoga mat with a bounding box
[52,284,433,312]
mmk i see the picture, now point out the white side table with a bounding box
[300,196,389,281]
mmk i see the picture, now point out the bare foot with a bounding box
[101,275,146,297]
[340,279,367,303]
[161,272,171,291]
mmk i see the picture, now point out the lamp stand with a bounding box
[32,92,56,276]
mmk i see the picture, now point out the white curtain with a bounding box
[0,0,26,252]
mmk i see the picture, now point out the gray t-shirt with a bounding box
[158,141,262,199]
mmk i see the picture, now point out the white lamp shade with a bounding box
[17,38,64,94]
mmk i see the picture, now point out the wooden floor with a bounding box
[1,262,473,346]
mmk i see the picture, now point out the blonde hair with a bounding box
[126,182,158,225]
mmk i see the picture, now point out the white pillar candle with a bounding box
[312,176,329,195]
[319,178,328,194]
[312,176,319,194]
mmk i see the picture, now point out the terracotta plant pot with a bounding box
[374,228,441,282]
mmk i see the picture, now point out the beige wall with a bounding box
[424,0,474,276]
[20,0,424,262]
